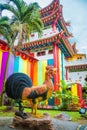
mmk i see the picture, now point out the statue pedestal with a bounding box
[10,113,54,130]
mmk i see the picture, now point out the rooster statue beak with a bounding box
[52,68,57,75]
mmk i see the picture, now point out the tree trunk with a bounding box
[0,51,10,106]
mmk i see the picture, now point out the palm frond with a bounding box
[0,16,14,45]
[10,0,26,13]
[0,4,20,20]
[22,3,36,22]
[0,0,43,46]
[33,2,41,9]
[0,16,9,22]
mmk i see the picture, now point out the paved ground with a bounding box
[0,117,78,130]
[52,118,79,130]
[0,117,86,130]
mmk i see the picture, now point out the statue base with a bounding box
[10,113,54,130]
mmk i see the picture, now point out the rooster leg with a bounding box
[31,104,34,114]
[31,99,44,118]
[15,100,28,119]
[32,103,38,115]
[44,100,48,108]
[31,99,38,115]
[32,100,42,117]
[34,99,38,115]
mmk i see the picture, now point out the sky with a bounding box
[1,0,87,54]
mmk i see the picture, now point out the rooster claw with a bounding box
[31,113,44,118]
[15,111,28,119]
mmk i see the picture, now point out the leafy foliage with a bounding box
[0,16,13,45]
[82,80,87,99]
[51,80,79,110]
[0,0,44,47]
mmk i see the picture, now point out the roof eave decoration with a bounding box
[61,36,75,56]
[0,39,8,45]
[72,42,78,53]
[15,50,38,62]
[40,0,71,38]
[63,37,75,56]
[65,21,71,26]
[41,7,60,25]
[19,30,74,57]
[40,0,59,15]
[59,17,73,38]
[65,64,87,69]
[20,30,64,50]
[0,39,9,51]
[0,39,37,62]
[56,5,72,37]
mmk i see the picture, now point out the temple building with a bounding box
[19,0,76,90]
[0,0,76,92]
[65,52,87,86]
[0,0,81,94]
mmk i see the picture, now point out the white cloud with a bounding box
[60,0,87,54]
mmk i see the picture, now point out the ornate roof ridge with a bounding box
[41,6,60,23]
[21,30,64,48]
[41,6,59,23]
[40,0,59,14]
[0,39,7,45]
[62,36,74,56]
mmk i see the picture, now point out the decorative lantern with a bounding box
[2,45,5,50]
[29,58,33,62]
[0,44,2,49]
[22,54,27,60]
[16,51,20,56]
[4,46,9,51]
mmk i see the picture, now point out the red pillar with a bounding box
[53,42,60,90]
[65,67,69,80]
[77,83,82,102]
[53,43,61,105]
[57,47,61,88]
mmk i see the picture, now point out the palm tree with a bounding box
[0,0,43,105]
[0,0,43,48]
[0,16,13,105]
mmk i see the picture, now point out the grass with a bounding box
[0,105,83,122]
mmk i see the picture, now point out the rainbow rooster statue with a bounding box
[5,66,56,118]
